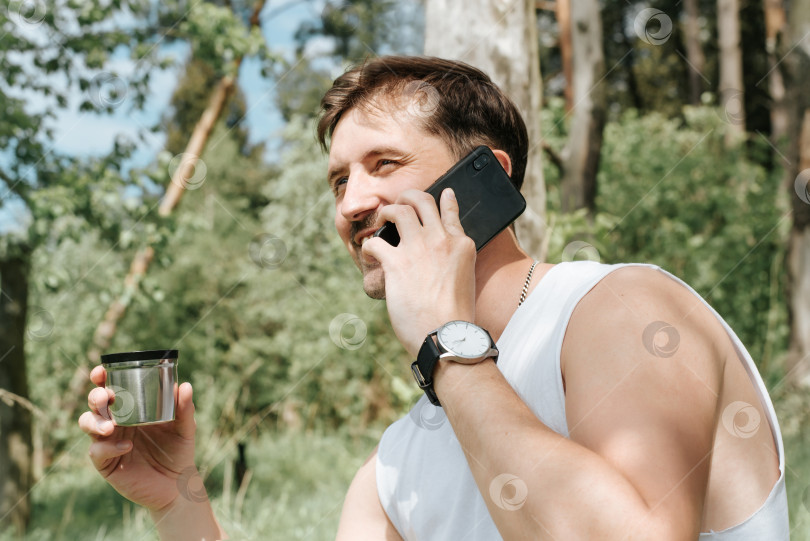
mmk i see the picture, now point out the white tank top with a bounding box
[377,262,788,540]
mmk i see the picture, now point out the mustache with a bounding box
[350,213,379,247]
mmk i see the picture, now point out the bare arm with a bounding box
[336,446,402,541]
[150,493,226,541]
[433,267,721,540]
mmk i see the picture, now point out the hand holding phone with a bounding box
[373,146,526,251]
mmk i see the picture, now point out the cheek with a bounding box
[334,212,350,243]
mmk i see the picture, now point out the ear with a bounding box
[491,149,512,177]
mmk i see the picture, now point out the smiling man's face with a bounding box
[326,102,455,298]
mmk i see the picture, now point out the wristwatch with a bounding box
[411,320,499,407]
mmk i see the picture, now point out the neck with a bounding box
[472,229,550,341]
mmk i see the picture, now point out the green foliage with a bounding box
[542,99,790,376]
[273,1,422,122]
[0,0,182,261]
[272,55,336,122]
[775,388,810,537]
[294,0,398,61]
[4,0,277,445]
[178,3,268,77]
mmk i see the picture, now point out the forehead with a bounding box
[327,102,436,164]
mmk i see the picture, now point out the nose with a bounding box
[339,172,383,223]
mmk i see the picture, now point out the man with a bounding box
[80,56,788,540]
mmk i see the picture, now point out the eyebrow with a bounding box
[326,164,347,187]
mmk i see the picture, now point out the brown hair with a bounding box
[317,56,529,191]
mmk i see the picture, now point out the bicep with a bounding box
[336,446,402,541]
[561,267,722,536]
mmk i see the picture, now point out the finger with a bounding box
[174,382,197,440]
[90,365,107,387]
[88,386,113,418]
[377,202,421,230]
[375,203,422,243]
[439,188,466,237]
[395,189,442,229]
[88,439,132,469]
[361,233,394,262]
[78,410,116,437]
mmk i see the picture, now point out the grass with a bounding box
[776,388,810,540]
[2,428,379,541]
[5,391,810,540]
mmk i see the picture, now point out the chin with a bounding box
[361,266,386,300]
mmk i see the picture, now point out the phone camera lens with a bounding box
[473,155,489,170]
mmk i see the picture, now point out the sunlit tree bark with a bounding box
[779,0,810,385]
[559,0,605,215]
[718,0,746,145]
[683,0,706,105]
[424,0,547,259]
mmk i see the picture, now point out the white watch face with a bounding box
[437,321,491,359]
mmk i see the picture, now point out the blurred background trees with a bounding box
[2,0,810,538]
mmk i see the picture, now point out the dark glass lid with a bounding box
[101,349,179,364]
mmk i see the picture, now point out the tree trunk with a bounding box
[786,111,810,385]
[0,250,33,534]
[781,0,810,386]
[556,0,573,113]
[717,0,746,146]
[683,0,706,105]
[424,0,547,260]
[764,0,788,149]
[619,7,643,111]
[559,0,606,214]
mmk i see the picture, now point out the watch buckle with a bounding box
[411,363,428,388]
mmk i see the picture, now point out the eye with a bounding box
[331,176,348,196]
[376,159,399,171]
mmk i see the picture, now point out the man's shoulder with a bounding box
[561,262,725,403]
[579,263,715,329]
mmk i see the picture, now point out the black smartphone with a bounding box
[373,146,526,251]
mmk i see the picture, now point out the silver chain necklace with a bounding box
[518,261,538,307]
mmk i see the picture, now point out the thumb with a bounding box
[175,382,197,439]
